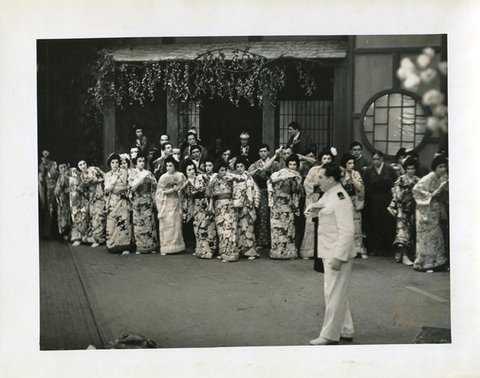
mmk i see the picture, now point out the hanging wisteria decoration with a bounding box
[88,48,318,111]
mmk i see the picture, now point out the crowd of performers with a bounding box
[38,122,449,272]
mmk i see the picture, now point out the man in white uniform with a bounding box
[305,163,356,345]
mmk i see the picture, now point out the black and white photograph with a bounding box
[2,1,480,377]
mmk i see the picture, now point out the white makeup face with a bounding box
[78,160,87,171]
[110,159,120,170]
[166,162,175,173]
[321,155,332,165]
[435,163,447,177]
[204,162,214,174]
[136,157,145,170]
[405,165,416,177]
[235,163,246,174]
[120,160,129,170]
[186,164,196,177]
[346,159,355,171]
[217,166,227,178]
[288,160,298,170]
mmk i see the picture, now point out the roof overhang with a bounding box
[110,39,348,62]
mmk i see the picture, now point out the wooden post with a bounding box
[166,89,179,147]
[262,88,276,148]
[103,105,115,171]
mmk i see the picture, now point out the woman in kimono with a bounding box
[54,162,71,241]
[129,152,159,254]
[69,166,89,246]
[229,157,259,260]
[267,153,303,260]
[78,159,106,247]
[183,158,217,259]
[104,153,133,254]
[341,153,368,259]
[208,160,237,262]
[387,157,420,265]
[155,155,186,255]
[300,148,336,259]
[412,155,449,272]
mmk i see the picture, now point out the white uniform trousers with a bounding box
[320,258,354,341]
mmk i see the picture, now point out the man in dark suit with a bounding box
[286,121,317,155]
[232,131,256,166]
[349,141,370,173]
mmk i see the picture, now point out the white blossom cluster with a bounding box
[397,47,448,132]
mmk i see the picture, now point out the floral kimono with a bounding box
[248,159,279,248]
[155,171,186,254]
[209,175,237,261]
[80,166,106,245]
[412,172,448,271]
[183,174,217,259]
[342,169,367,256]
[387,174,420,257]
[69,168,89,243]
[54,167,71,238]
[129,168,158,253]
[228,171,259,258]
[105,168,133,253]
[267,168,302,259]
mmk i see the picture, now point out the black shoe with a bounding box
[340,336,353,342]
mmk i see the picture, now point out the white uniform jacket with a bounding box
[317,183,356,262]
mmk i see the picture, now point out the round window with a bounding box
[360,89,431,157]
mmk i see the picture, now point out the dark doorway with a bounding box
[200,98,263,150]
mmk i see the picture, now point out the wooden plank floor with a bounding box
[39,240,104,350]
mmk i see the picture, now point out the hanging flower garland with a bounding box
[397,47,448,132]
[88,48,318,112]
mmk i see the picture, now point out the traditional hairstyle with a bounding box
[288,121,301,131]
[321,162,342,182]
[132,151,147,166]
[402,156,419,171]
[319,147,336,162]
[395,147,407,161]
[234,156,249,169]
[181,159,197,176]
[431,155,448,171]
[213,160,229,173]
[107,153,121,167]
[203,155,216,166]
[164,155,179,171]
[285,153,300,167]
[340,153,356,168]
